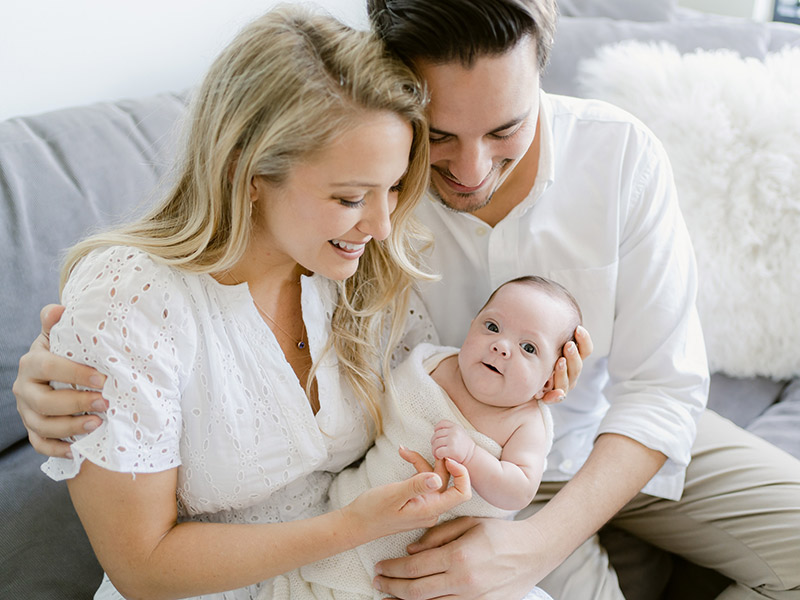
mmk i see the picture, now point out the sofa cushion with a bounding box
[557,0,677,22]
[543,16,773,97]
[0,92,187,452]
[0,441,101,599]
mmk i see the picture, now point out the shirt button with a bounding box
[559,459,573,471]
[475,227,488,236]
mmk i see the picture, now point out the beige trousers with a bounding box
[533,410,800,600]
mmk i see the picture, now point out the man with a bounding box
[362,1,800,599]
[14,1,800,598]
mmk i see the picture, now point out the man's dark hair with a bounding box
[367,0,557,70]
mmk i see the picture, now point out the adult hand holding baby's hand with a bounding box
[342,452,471,543]
[431,419,475,464]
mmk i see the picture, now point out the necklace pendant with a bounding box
[297,341,306,350]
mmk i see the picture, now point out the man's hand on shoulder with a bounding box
[13,304,107,458]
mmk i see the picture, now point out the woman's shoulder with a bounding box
[60,245,201,341]
[63,245,204,308]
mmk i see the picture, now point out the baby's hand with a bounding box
[431,420,475,464]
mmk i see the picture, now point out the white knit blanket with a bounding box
[261,343,554,600]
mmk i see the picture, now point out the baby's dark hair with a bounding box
[480,275,583,351]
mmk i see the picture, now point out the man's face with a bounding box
[417,36,541,214]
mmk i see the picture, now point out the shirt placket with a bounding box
[487,217,521,290]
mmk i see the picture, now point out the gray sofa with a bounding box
[1,2,798,598]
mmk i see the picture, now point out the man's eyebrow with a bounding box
[430,110,531,138]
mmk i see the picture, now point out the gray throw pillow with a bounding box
[542,16,770,97]
[557,0,677,22]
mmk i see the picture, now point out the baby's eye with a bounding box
[484,321,499,333]
[521,342,537,355]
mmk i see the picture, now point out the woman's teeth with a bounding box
[331,240,365,251]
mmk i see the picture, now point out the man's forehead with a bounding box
[419,47,540,133]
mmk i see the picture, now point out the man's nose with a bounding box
[446,141,493,187]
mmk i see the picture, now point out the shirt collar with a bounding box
[507,89,556,219]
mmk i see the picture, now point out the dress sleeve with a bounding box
[42,246,196,481]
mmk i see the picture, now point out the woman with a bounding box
[38,6,470,599]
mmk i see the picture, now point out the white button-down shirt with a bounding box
[415,92,709,500]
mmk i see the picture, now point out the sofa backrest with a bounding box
[0,93,188,453]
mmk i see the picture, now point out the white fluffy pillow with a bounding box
[577,42,800,379]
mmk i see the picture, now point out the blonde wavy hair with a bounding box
[61,5,435,432]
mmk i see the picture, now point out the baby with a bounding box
[266,275,582,600]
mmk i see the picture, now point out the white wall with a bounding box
[0,0,368,121]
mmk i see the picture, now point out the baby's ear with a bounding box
[533,374,556,400]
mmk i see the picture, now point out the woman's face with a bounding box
[251,111,413,281]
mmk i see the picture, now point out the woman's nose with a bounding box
[358,193,395,241]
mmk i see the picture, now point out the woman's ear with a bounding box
[249,175,260,204]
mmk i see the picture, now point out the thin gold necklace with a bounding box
[228,273,307,350]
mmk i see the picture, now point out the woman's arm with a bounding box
[69,456,471,600]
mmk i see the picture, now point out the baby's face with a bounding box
[458,283,571,408]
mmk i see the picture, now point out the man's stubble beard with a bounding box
[428,159,511,214]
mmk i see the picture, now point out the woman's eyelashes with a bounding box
[336,182,402,208]
[336,197,365,208]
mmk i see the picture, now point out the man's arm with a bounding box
[372,433,666,600]
[13,305,107,457]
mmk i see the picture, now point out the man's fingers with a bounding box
[19,350,105,390]
[375,542,453,579]
[16,377,107,417]
[540,388,566,405]
[22,409,102,441]
[575,325,593,359]
[563,340,583,392]
[373,571,457,600]
[550,355,568,398]
[407,516,480,555]
[27,430,75,459]
[40,304,66,340]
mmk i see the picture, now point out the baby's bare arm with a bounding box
[431,409,547,511]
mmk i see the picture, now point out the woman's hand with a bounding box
[13,304,108,457]
[341,450,471,542]
[541,325,593,404]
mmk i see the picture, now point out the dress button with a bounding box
[559,459,573,471]
[475,227,488,236]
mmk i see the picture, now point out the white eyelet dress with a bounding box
[42,245,437,600]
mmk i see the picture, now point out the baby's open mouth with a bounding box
[483,362,500,374]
